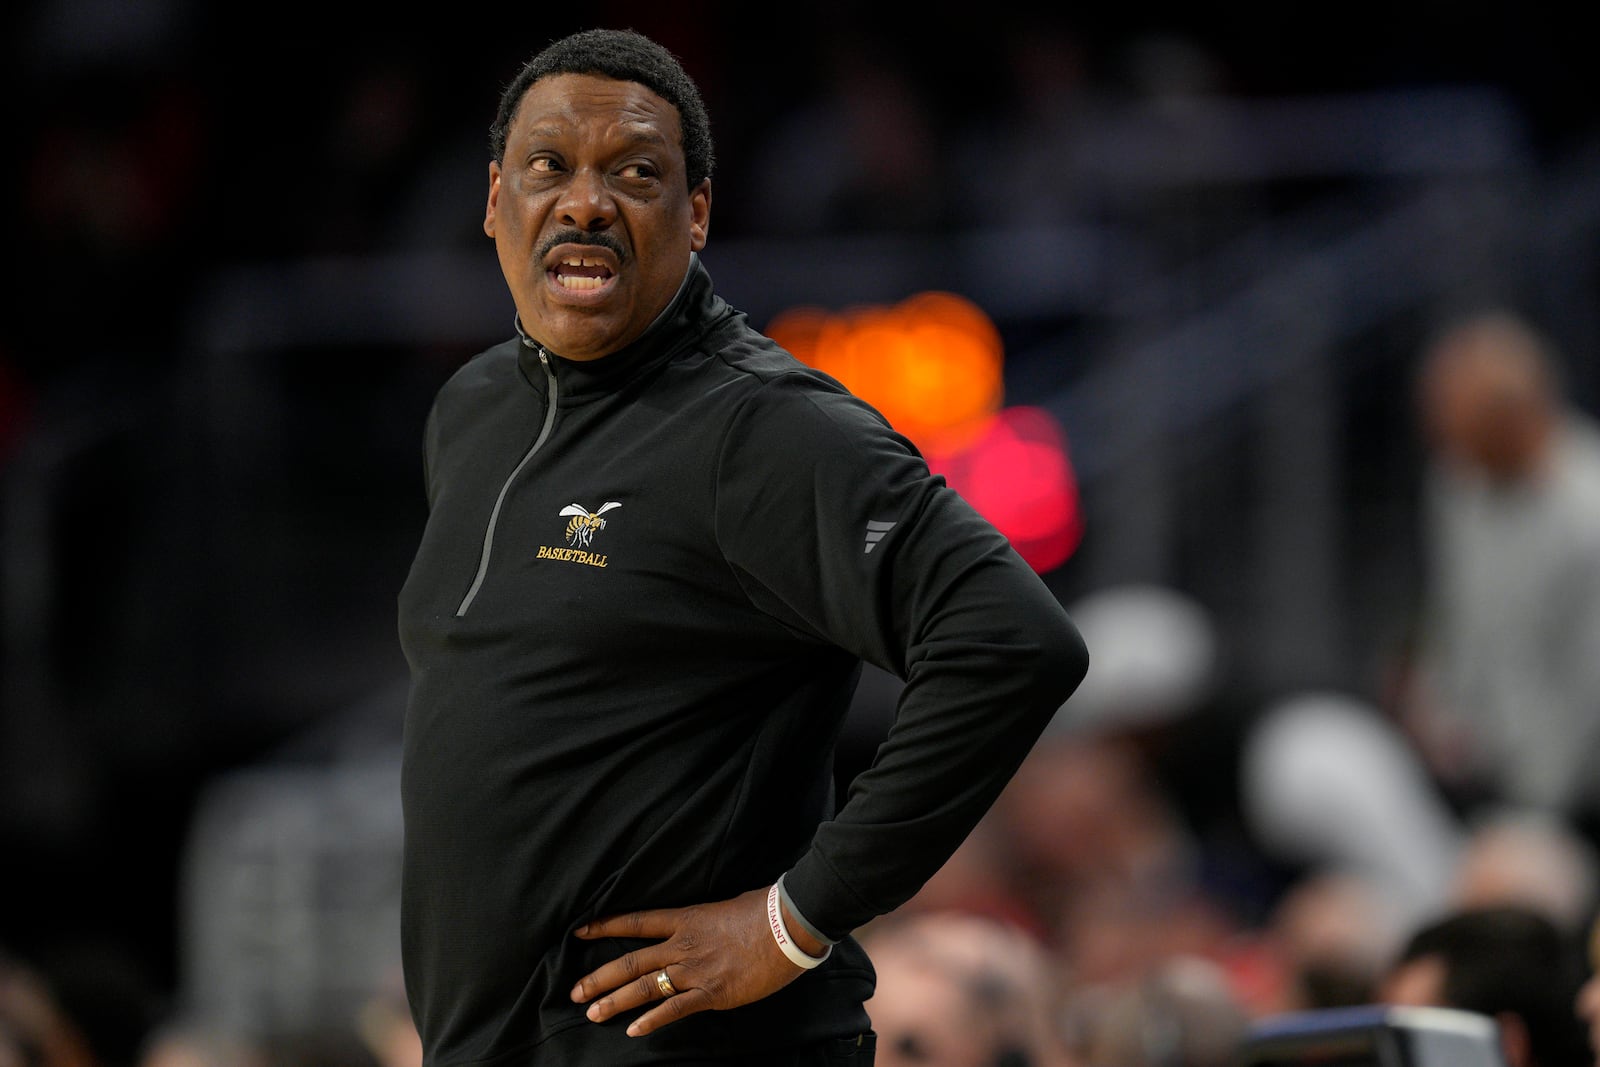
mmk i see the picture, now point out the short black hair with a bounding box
[1395,905,1590,1067]
[488,27,714,191]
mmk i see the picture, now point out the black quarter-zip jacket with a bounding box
[397,256,1089,1066]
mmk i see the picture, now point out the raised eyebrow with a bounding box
[597,129,674,178]
[518,125,669,161]
[517,127,566,164]
[611,125,673,154]
[521,122,569,144]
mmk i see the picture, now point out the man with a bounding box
[396,27,1089,1067]
[1400,309,1600,818]
[1378,905,1591,1067]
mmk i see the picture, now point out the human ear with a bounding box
[484,161,503,238]
[689,179,711,251]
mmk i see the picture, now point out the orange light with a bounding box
[766,291,1004,450]
[763,306,832,367]
[767,293,1082,574]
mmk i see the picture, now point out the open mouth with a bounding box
[551,255,615,292]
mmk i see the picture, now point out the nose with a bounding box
[556,166,616,232]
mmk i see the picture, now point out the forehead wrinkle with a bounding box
[515,119,671,151]
[612,124,672,151]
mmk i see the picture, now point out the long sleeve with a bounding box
[713,372,1089,939]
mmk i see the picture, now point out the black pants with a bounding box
[793,1031,875,1065]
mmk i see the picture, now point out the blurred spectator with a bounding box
[134,977,415,1067]
[1450,808,1599,936]
[896,811,1051,943]
[987,584,1302,1021]
[861,911,1077,1067]
[995,731,1203,962]
[1069,955,1249,1067]
[1379,904,1591,1067]
[27,943,164,1067]
[136,1019,262,1067]
[0,951,97,1067]
[352,971,419,1067]
[994,728,1283,1023]
[1398,309,1600,820]
[1043,584,1281,927]
[1049,585,1220,740]
[1264,869,1409,1012]
[1,1024,26,1067]
[1241,690,1466,934]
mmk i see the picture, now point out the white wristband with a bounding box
[766,883,831,969]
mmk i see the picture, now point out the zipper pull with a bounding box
[537,344,558,400]
[537,345,556,391]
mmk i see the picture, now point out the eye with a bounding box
[529,156,564,174]
[617,161,659,181]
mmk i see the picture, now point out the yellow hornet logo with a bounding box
[560,501,621,547]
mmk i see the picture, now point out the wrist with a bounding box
[775,871,838,948]
[765,883,831,969]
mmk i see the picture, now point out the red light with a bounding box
[767,295,1082,573]
[925,406,1083,574]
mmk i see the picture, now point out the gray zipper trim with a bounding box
[456,347,558,617]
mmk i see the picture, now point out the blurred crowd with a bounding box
[14,533,1600,1067]
[846,308,1600,1066]
[6,1,1600,1067]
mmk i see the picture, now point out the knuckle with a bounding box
[620,950,641,977]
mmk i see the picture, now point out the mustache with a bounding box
[539,229,627,264]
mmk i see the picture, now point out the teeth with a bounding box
[557,276,605,291]
[560,256,607,267]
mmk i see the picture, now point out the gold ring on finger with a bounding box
[656,969,678,998]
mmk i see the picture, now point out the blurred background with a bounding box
[4,2,1600,1066]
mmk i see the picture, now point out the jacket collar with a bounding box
[514,253,719,401]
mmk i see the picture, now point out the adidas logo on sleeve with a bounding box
[864,520,897,554]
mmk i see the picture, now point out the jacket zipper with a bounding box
[456,347,559,617]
